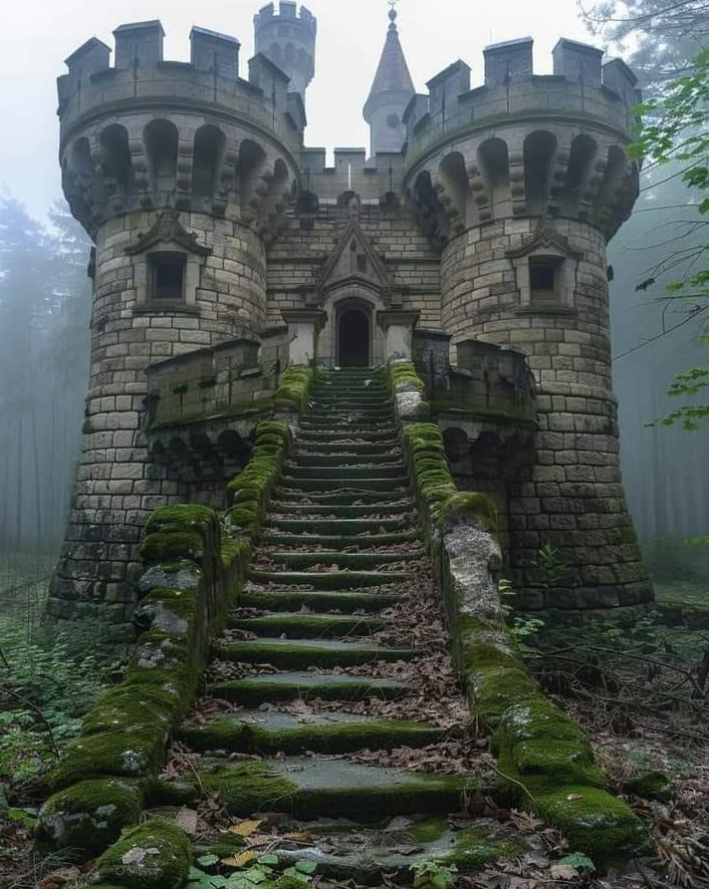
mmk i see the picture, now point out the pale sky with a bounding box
[0,0,594,222]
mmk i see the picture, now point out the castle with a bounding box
[49,3,652,633]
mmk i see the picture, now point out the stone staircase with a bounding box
[178,368,509,879]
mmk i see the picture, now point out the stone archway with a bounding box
[338,307,371,367]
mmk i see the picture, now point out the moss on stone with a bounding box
[536,785,647,863]
[95,820,192,889]
[438,828,522,871]
[200,761,298,814]
[145,505,215,535]
[623,770,672,802]
[82,684,178,737]
[273,879,311,889]
[387,361,426,391]
[140,530,204,564]
[37,778,144,860]
[49,725,168,792]
[178,716,441,756]
[408,817,449,844]
[442,493,498,534]
[275,366,315,411]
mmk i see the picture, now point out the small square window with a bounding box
[150,253,186,302]
[530,257,561,305]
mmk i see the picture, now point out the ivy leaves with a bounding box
[187,853,315,889]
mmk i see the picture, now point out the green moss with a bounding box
[442,493,498,534]
[274,366,314,411]
[37,779,144,859]
[140,530,204,563]
[536,785,646,863]
[96,820,192,889]
[408,817,449,843]
[623,770,672,802]
[387,361,426,391]
[178,716,440,756]
[273,879,311,889]
[438,828,522,871]
[49,725,168,792]
[193,835,246,861]
[200,761,297,814]
[146,505,215,534]
[83,684,178,737]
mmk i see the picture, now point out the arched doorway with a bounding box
[338,308,370,367]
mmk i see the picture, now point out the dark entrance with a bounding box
[338,309,370,367]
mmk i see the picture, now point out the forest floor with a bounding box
[0,554,708,889]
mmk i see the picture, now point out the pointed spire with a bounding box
[363,4,415,121]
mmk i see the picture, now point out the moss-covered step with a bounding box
[304,411,395,424]
[279,477,409,492]
[209,671,413,705]
[268,503,413,518]
[263,531,420,549]
[239,590,405,613]
[295,453,402,467]
[286,465,405,480]
[179,711,444,755]
[298,443,400,456]
[263,820,523,885]
[213,637,417,669]
[266,518,414,536]
[247,569,412,590]
[199,757,470,820]
[263,551,423,571]
[299,422,396,434]
[273,489,410,505]
[228,612,388,637]
[307,399,394,410]
[298,429,399,444]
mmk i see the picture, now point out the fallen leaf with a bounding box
[550,863,579,880]
[37,868,82,889]
[175,806,198,835]
[222,851,260,869]
[567,793,582,801]
[229,819,263,837]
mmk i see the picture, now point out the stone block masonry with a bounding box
[50,8,651,627]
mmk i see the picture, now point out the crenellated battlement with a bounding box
[57,21,301,155]
[404,38,640,167]
[253,3,316,100]
[402,38,641,245]
[254,3,317,35]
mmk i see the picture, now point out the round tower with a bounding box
[363,7,416,157]
[254,2,317,105]
[405,38,653,616]
[49,20,301,630]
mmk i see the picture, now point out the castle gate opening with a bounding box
[338,308,371,367]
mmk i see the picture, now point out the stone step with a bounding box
[245,818,515,885]
[259,551,423,571]
[268,502,414,517]
[279,477,409,492]
[297,442,399,456]
[209,671,413,705]
[298,429,399,444]
[239,590,405,613]
[308,397,393,409]
[214,637,417,669]
[273,487,410,502]
[247,569,413,590]
[266,517,414,535]
[295,452,401,467]
[286,465,405,480]
[179,711,444,756]
[304,409,395,422]
[262,531,419,549]
[300,421,396,433]
[198,757,468,820]
[229,611,387,637]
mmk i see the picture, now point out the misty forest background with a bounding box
[1,0,709,616]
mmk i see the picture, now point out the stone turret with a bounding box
[254,2,317,107]
[404,39,651,614]
[49,20,303,628]
[363,7,415,157]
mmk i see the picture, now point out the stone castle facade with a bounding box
[49,3,652,632]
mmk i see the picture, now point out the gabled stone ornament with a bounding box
[125,210,213,257]
[505,215,582,261]
[316,220,399,305]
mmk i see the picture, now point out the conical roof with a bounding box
[364,9,415,120]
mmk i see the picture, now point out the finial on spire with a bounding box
[388,0,400,30]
